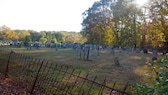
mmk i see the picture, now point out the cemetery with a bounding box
[0,0,168,94]
[0,44,167,94]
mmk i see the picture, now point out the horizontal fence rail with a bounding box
[0,49,131,95]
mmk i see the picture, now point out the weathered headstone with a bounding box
[153,50,158,55]
[83,47,85,59]
[131,48,135,52]
[163,50,167,55]
[27,44,31,50]
[136,49,141,53]
[114,57,120,66]
[86,47,90,60]
[143,49,148,54]
[111,48,115,55]
[97,46,100,56]
[76,45,82,59]
[121,47,126,51]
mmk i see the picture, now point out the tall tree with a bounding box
[39,37,48,43]
[17,30,30,41]
[29,30,41,42]
[46,32,53,42]
[82,0,142,47]
[148,0,168,48]
[54,32,66,43]
[23,36,31,46]
[82,0,116,45]
[0,25,18,41]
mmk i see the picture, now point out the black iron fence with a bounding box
[0,49,131,95]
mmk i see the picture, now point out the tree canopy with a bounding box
[0,26,86,45]
[81,0,168,49]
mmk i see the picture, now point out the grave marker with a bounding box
[163,50,167,55]
[114,57,120,66]
[143,49,148,54]
[153,50,158,55]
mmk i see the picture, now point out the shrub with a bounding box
[133,56,168,95]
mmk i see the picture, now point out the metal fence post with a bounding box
[30,59,45,94]
[5,51,14,77]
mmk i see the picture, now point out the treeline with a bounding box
[1,0,168,50]
[0,25,86,45]
[81,0,168,50]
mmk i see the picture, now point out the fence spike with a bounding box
[87,76,97,95]
[50,65,63,93]
[98,78,106,95]
[76,73,89,94]
[30,59,45,94]
[0,51,132,95]
[68,70,82,94]
[122,82,129,95]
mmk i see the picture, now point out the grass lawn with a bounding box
[1,46,166,87]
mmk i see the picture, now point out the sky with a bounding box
[0,0,97,32]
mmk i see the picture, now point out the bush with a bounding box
[133,56,168,95]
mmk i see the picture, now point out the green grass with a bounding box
[1,46,167,88]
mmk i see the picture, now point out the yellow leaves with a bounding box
[147,23,166,47]
[0,27,18,40]
[104,27,115,45]
[18,30,30,40]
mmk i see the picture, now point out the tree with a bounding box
[29,30,41,42]
[54,32,66,43]
[77,33,87,44]
[147,22,166,48]
[40,31,47,38]
[46,32,53,42]
[39,37,47,43]
[147,0,168,49]
[65,33,76,43]
[51,38,57,43]
[23,36,31,46]
[82,0,142,47]
[0,25,18,41]
[82,0,116,45]
[17,30,30,41]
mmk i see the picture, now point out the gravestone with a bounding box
[114,57,120,66]
[27,44,31,50]
[76,45,82,59]
[121,47,126,51]
[153,50,158,55]
[131,48,135,52]
[111,48,115,55]
[163,50,167,55]
[85,47,90,60]
[143,49,148,54]
[55,47,58,51]
[83,47,86,59]
[97,46,100,56]
[136,49,141,53]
